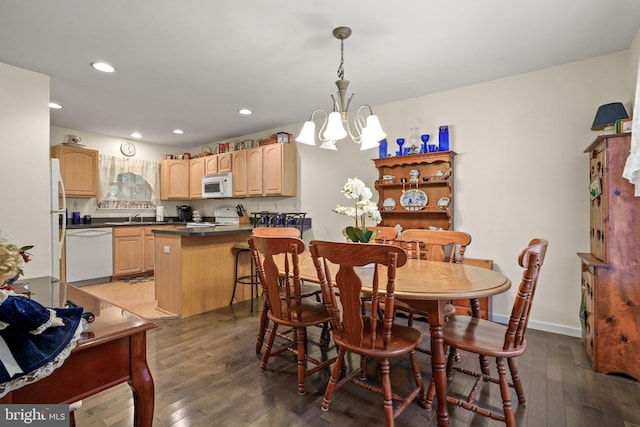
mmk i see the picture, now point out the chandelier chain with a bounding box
[337,39,345,80]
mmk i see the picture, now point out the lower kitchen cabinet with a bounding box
[113,226,145,277]
[144,227,155,272]
[113,224,179,278]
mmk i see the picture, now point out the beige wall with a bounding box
[0,63,51,278]
[217,49,635,337]
[2,33,638,336]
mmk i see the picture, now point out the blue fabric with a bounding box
[0,296,53,332]
[0,306,83,383]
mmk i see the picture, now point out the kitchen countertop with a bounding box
[151,223,255,236]
[66,222,186,229]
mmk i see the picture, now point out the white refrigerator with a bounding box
[50,159,66,280]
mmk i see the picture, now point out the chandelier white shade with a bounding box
[295,27,386,151]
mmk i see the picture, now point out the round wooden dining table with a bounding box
[276,251,511,426]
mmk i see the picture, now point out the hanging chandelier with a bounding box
[295,26,386,151]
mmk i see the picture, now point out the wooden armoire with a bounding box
[578,132,640,381]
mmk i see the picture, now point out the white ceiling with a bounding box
[1,1,639,148]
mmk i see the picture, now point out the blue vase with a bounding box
[438,126,449,151]
[378,139,388,158]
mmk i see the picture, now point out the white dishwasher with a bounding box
[65,228,113,286]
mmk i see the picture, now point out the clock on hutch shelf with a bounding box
[374,151,455,230]
[578,132,640,381]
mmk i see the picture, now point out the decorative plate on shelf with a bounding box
[437,197,450,208]
[400,189,428,210]
[382,198,396,211]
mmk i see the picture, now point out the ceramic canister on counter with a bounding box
[156,206,164,221]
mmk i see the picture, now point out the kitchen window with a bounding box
[97,155,159,209]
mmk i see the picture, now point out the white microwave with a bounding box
[202,172,233,198]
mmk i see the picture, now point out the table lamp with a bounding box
[591,102,629,131]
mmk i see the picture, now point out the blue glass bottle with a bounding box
[438,126,449,151]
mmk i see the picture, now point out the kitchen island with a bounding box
[152,224,254,318]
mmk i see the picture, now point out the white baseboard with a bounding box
[491,313,582,338]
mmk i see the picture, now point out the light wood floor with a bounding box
[74,297,640,427]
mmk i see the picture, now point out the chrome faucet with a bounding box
[128,212,143,223]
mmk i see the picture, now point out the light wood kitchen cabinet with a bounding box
[189,157,205,199]
[232,145,295,197]
[160,159,190,200]
[51,145,98,197]
[232,150,248,197]
[113,224,179,278]
[578,133,640,381]
[262,143,297,196]
[218,153,232,172]
[113,226,145,277]
[204,155,218,175]
[247,147,263,196]
[144,227,155,272]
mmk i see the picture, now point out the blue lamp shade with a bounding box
[591,102,629,131]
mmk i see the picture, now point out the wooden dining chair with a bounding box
[397,230,469,324]
[248,235,335,395]
[309,240,426,427]
[425,238,548,427]
[253,227,301,354]
[252,227,301,238]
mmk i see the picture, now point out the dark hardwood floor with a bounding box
[74,298,640,426]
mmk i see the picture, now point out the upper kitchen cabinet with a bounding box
[232,144,297,198]
[263,143,296,196]
[232,149,248,197]
[204,155,218,175]
[51,145,98,197]
[218,153,232,172]
[160,159,189,200]
[189,157,205,199]
[247,147,264,196]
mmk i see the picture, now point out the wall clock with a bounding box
[120,141,136,157]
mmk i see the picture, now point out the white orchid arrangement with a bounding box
[333,177,382,243]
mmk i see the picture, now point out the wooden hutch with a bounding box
[374,151,491,319]
[578,132,640,381]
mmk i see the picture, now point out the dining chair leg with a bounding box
[497,357,516,427]
[409,351,427,405]
[508,357,526,403]
[318,321,330,347]
[322,348,346,411]
[380,358,394,427]
[297,327,307,395]
[255,299,269,354]
[425,377,436,409]
[359,355,368,380]
[479,355,491,376]
[260,323,278,370]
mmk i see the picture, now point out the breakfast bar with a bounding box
[152,224,254,318]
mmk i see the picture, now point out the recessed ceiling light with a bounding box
[131,132,142,138]
[173,129,184,134]
[238,108,252,116]
[90,61,115,73]
[49,102,63,109]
